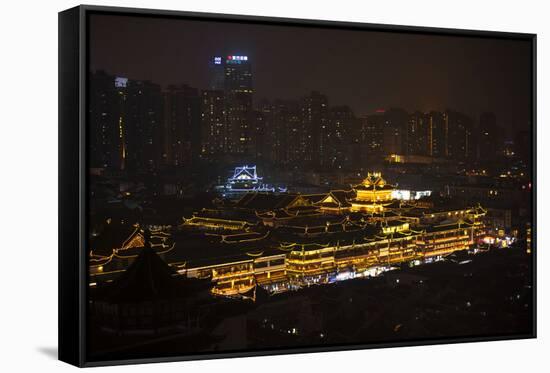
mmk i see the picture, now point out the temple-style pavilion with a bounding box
[350,172,395,213]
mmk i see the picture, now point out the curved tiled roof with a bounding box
[98,246,187,303]
[353,172,395,191]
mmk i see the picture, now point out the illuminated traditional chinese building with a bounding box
[215,165,287,198]
[91,240,209,334]
[89,224,174,277]
[90,172,490,300]
[174,217,481,297]
[316,190,353,214]
[350,172,394,213]
[182,208,261,231]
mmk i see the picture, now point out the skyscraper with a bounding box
[478,112,499,161]
[427,111,447,158]
[251,109,267,162]
[382,108,408,155]
[406,111,429,156]
[223,55,253,155]
[445,110,473,160]
[273,99,302,166]
[204,55,253,158]
[163,84,201,166]
[362,112,385,158]
[209,56,225,91]
[89,70,125,170]
[301,91,329,166]
[514,129,530,164]
[123,79,164,172]
[253,99,276,163]
[88,71,163,172]
[329,105,356,168]
[200,89,226,157]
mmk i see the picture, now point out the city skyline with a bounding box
[89,66,527,173]
[83,10,533,362]
[89,14,532,138]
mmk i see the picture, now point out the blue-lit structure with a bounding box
[215,165,287,198]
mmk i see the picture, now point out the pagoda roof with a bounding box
[98,246,188,303]
[90,223,141,257]
[331,189,355,201]
[300,193,329,204]
[276,224,380,249]
[256,209,294,219]
[285,205,320,214]
[317,190,353,208]
[235,192,303,211]
[353,172,395,191]
[192,208,260,224]
[229,165,260,181]
[163,230,280,268]
[354,183,394,191]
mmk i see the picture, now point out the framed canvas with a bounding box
[58,5,536,367]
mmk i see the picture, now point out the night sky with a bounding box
[89,14,532,137]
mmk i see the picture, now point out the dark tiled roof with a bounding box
[368,210,401,218]
[163,231,279,267]
[286,205,319,214]
[235,192,299,211]
[275,224,380,248]
[193,208,260,224]
[277,215,348,228]
[98,247,187,303]
[330,190,355,205]
[89,223,139,257]
[300,193,328,204]
[319,201,340,208]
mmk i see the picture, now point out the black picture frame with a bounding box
[59,4,537,367]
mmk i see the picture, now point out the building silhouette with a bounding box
[445,109,474,160]
[478,112,499,161]
[201,55,253,159]
[361,112,385,158]
[427,111,447,158]
[122,79,164,172]
[89,71,163,172]
[301,91,329,166]
[224,55,253,155]
[200,89,226,157]
[406,111,429,156]
[89,71,126,170]
[329,105,357,168]
[163,84,201,166]
[382,108,408,155]
[273,99,303,165]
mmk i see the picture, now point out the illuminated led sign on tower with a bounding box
[114,76,128,88]
[227,55,248,62]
